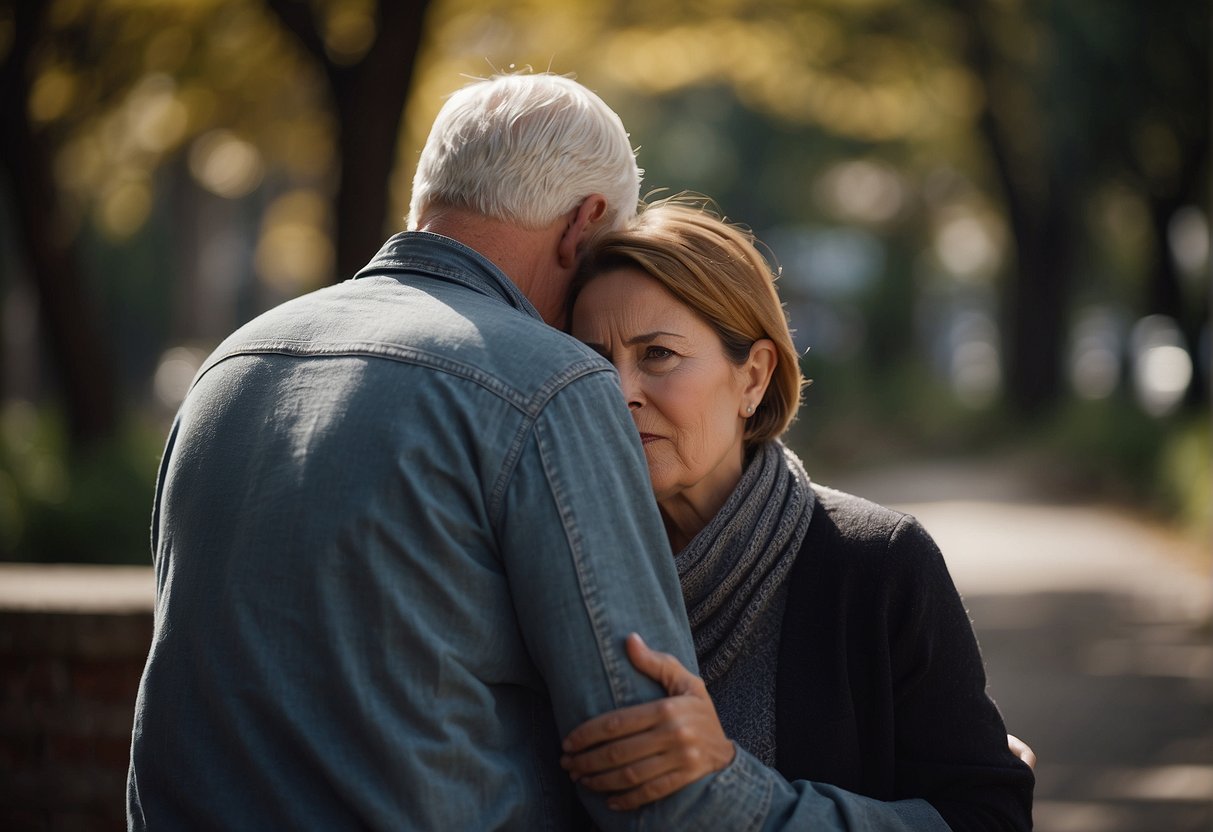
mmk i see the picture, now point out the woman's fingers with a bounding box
[606,769,697,811]
[1007,734,1037,769]
[625,633,703,697]
[559,633,735,810]
[563,696,702,772]
[571,746,714,809]
[563,633,706,753]
[562,722,670,779]
[563,700,664,753]
[573,746,680,792]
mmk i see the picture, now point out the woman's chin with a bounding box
[649,478,684,505]
[646,475,667,501]
[645,455,690,503]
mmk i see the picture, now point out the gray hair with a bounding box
[407,74,641,232]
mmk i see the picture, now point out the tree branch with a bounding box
[265,0,331,70]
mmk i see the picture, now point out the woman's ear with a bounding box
[740,338,777,415]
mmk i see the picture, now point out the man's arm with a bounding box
[495,369,768,829]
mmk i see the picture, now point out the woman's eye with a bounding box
[644,346,676,362]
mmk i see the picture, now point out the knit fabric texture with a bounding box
[674,440,814,764]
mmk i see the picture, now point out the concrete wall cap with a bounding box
[0,564,154,613]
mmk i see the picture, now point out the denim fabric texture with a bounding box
[127,231,946,831]
[127,232,768,830]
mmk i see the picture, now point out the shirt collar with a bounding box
[353,231,544,322]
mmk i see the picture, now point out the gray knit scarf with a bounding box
[672,441,814,764]
[674,440,815,687]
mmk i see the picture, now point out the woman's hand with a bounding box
[1007,734,1037,769]
[560,633,736,810]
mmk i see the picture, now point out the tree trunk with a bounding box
[330,2,429,280]
[1001,205,1072,415]
[953,0,1072,417]
[0,0,118,452]
[267,0,431,282]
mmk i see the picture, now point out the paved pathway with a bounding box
[831,461,1212,832]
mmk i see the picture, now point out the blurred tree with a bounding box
[0,0,119,452]
[953,0,1077,416]
[266,0,431,280]
[0,0,431,457]
[1105,1,1209,401]
[3,0,1205,455]
[0,0,1205,563]
[954,0,1209,414]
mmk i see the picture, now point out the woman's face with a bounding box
[571,267,767,508]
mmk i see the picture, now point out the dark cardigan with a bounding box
[775,485,1035,830]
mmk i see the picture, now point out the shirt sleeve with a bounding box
[704,749,950,831]
[496,369,768,829]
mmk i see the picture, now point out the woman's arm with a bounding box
[563,634,1036,811]
[562,637,953,831]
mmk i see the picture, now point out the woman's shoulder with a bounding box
[804,484,943,575]
[809,484,916,540]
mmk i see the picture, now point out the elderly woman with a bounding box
[561,199,1035,829]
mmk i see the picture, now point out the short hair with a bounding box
[570,197,804,446]
[408,73,641,232]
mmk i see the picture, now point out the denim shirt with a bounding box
[128,232,946,831]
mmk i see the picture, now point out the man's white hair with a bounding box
[408,73,641,232]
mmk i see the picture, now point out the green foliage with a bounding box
[1157,416,1212,540]
[1031,399,1209,541]
[0,404,162,564]
[1040,399,1163,495]
[789,356,1013,477]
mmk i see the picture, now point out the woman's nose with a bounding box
[620,373,644,411]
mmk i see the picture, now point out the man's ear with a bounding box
[557,194,608,269]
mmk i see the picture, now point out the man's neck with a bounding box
[416,208,570,327]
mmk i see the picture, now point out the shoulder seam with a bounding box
[192,339,614,418]
[488,368,623,524]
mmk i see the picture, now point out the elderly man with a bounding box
[127,74,950,830]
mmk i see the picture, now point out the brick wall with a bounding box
[0,566,154,832]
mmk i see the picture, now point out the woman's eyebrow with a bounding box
[623,331,683,346]
[580,331,684,353]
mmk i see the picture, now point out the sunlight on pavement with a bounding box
[1085,639,1213,679]
[1034,798,1211,832]
[891,500,1210,615]
[1101,764,1213,801]
[1034,801,1128,832]
[1034,765,1213,832]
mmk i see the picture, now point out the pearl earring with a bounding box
[745,404,754,415]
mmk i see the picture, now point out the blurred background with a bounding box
[0,0,1208,561]
[0,0,1208,829]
